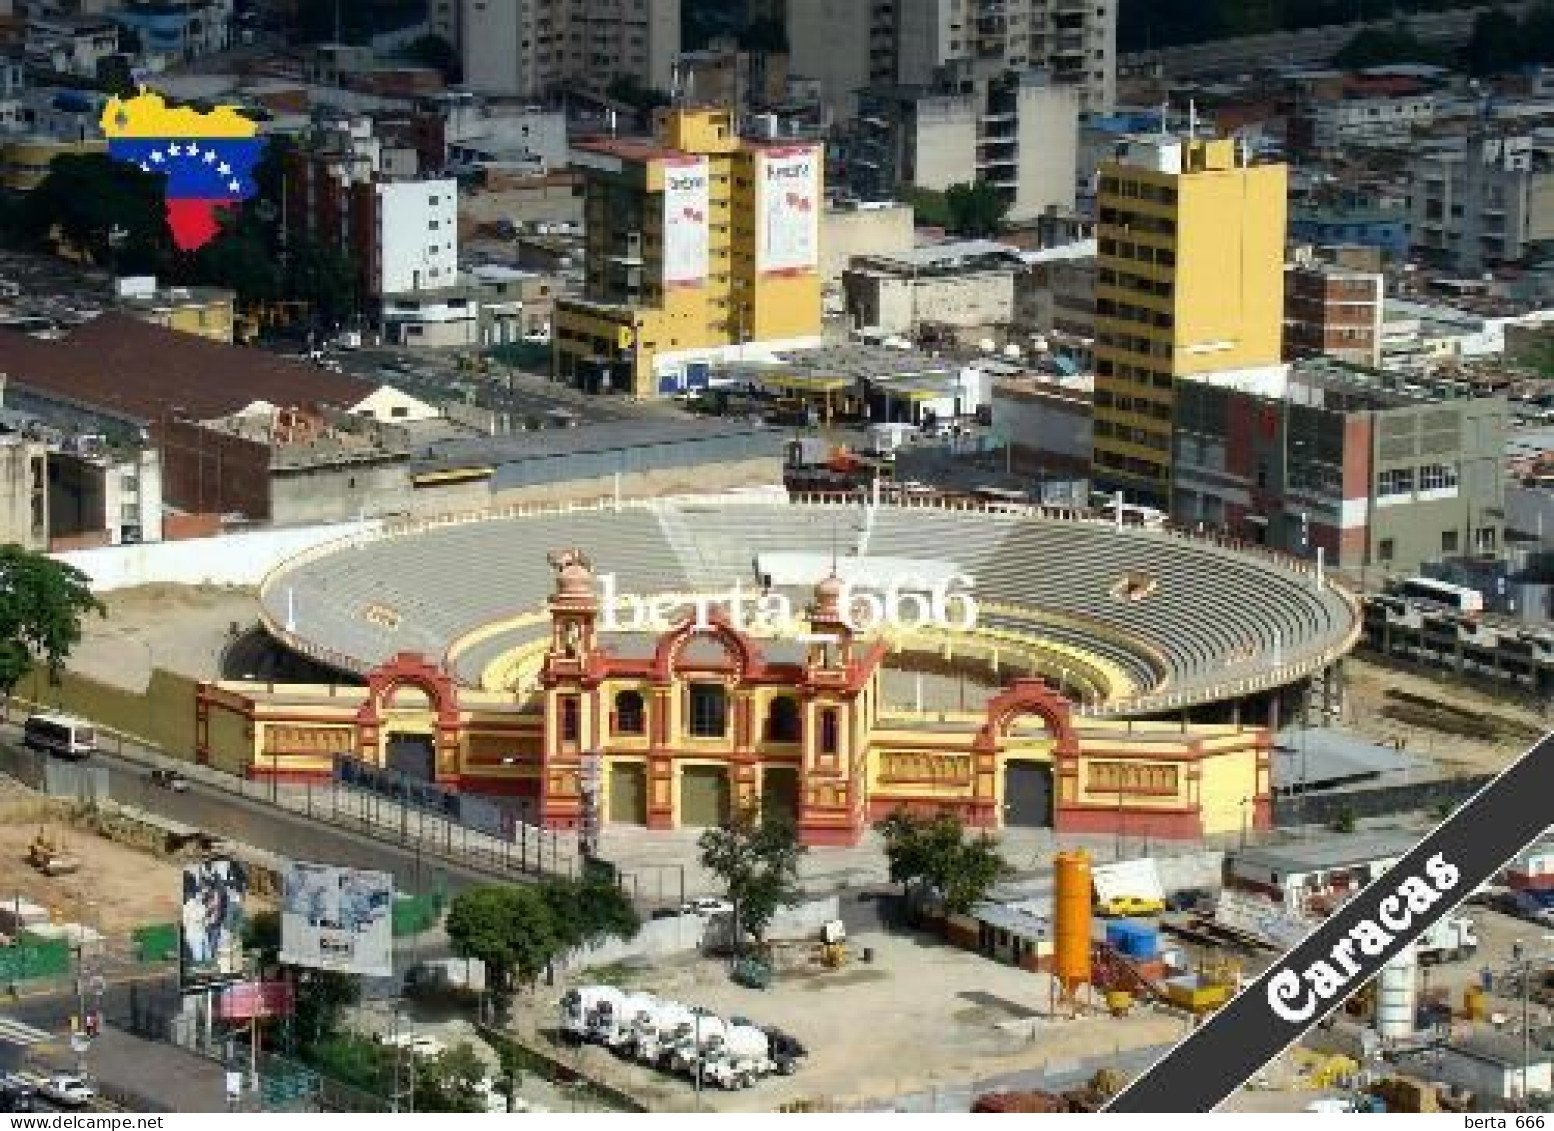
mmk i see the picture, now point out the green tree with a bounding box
[1464,7,1523,75]
[697,804,807,951]
[241,910,361,1050]
[904,187,952,229]
[407,33,461,82]
[411,1043,490,1113]
[944,181,1010,239]
[1333,26,1448,68]
[18,153,172,273]
[874,809,1012,914]
[0,547,104,702]
[540,874,640,952]
[445,886,562,1015]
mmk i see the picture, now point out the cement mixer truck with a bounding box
[668,1012,728,1076]
[701,1023,776,1090]
[634,1001,699,1069]
[559,985,625,1043]
[595,991,659,1052]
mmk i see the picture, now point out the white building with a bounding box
[373,179,459,296]
[1408,133,1554,274]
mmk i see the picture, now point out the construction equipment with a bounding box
[1368,1075,1440,1114]
[26,830,78,877]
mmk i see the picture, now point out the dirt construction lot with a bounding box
[0,808,183,936]
[511,928,1189,1112]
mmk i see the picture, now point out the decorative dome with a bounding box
[548,547,596,600]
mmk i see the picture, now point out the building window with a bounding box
[689,683,727,738]
[1476,527,1497,553]
[1377,468,1414,498]
[1441,530,1459,555]
[819,708,839,755]
[1378,538,1395,562]
[560,696,580,743]
[1419,464,1457,492]
[766,696,800,742]
[614,690,645,734]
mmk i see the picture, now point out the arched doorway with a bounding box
[386,732,435,781]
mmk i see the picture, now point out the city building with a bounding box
[843,240,1027,337]
[1284,259,1384,369]
[23,16,120,78]
[113,276,236,344]
[787,0,1113,125]
[820,200,916,290]
[1092,135,1288,507]
[990,374,1093,478]
[1014,237,1097,339]
[1288,203,1411,262]
[1287,91,1436,158]
[371,178,459,296]
[1171,360,1508,574]
[0,431,48,550]
[46,438,162,548]
[850,71,1078,223]
[199,555,1274,845]
[553,107,824,398]
[110,0,232,63]
[446,0,680,101]
[1407,133,1554,274]
[0,135,103,190]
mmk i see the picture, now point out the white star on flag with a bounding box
[169,143,182,157]
[217,162,231,176]
[150,151,164,164]
[203,150,218,164]
[139,163,150,172]
[228,179,242,193]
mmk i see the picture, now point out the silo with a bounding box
[1376,946,1419,1041]
[1053,850,1093,1002]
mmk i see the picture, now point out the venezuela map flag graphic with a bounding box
[101,90,266,252]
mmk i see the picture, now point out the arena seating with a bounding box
[258,497,1358,710]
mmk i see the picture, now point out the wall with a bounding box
[155,419,270,521]
[0,437,47,550]
[991,381,1093,475]
[1271,773,1493,827]
[786,0,873,122]
[1012,84,1079,221]
[376,180,459,294]
[846,270,1017,335]
[52,518,382,591]
[822,205,916,289]
[556,895,841,970]
[909,95,979,192]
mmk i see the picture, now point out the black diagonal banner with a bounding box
[1107,730,1554,1113]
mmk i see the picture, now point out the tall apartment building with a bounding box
[790,0,1114,123]
[1407,133,1554,275]
[554,107,824,397]
[440,0,681,101]
[851,69,1077,222]
[1092,136,1287,506]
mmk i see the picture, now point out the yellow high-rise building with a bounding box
[1092,136,1288,506]
[554,107,825,399]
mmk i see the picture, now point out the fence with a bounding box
[1272,774,1495,829]
[132,923,179,964]
[0,935,70,982]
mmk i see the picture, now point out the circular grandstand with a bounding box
[255,494,1362,717]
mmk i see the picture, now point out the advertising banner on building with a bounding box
[756,147,820,275]
[216,980,296,1021]
[662,157,709,288]
[280,861,394,978]
[180,856,249,991]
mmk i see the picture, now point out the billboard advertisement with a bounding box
[180,856,249,990]
[756,147,820,276]
[662,157,709,288]
[280,861,394,978]
[217,979,296,1021]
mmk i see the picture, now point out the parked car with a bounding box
[146,768,189,792]
[1096,895,1166,918]
[680,898,733,918]
[1166,888,1214,914]
[0,1075,37,1113]
[42,1075,95,1107]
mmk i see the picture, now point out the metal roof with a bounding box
[1230,830,1422,876]
[411,418,774,473]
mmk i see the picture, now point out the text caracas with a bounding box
[1266,852,1461,1024]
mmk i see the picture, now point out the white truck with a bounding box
[597,991,659,1053]
[559,985,624,1043]
[669,1013,729,1076]
[634,1001,698,1068]
[1415,915,1478,964]
[701,1024,776,1090]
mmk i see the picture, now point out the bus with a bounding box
[1397,576,1485,616]
[22,714,97,758]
